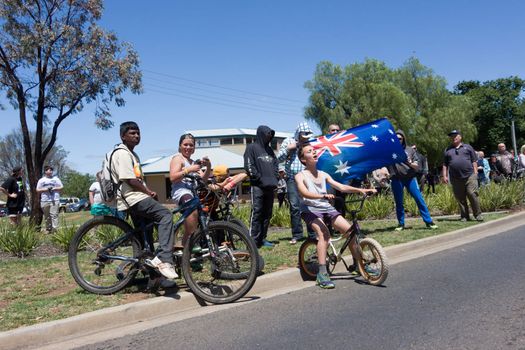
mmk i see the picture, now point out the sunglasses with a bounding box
[455,149,459,155]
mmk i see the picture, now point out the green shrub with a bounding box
[431,185,459,215]
[479,180,524,211]
[50,224,78,252]
[270,204,290,227]
[359,194,394,219]
[0,224,41,258]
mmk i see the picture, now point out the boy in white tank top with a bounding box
[295,144,376,289]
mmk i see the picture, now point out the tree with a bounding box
[61,170,94,199]
[395,57,477,167]
[0,0,142,223]
[454,77,525,154]
[304,58,477,168]
[0,127,69,179]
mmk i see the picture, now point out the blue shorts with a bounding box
[301,209,341,228]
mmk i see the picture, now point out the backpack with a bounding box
[97,148,122,205]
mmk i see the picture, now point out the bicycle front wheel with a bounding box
[357,237,389,286]
[182,221,258,304]
[68,216,141,294]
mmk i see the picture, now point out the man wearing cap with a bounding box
[443,130,483,221]
[0,166,26,225]
[37,165,63,233]
[277,122,316,244]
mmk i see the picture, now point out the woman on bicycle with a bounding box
[295,144,376,289]
[170,133,212,246]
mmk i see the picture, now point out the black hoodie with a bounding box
[243,125,279,189]
[388,129,419,180]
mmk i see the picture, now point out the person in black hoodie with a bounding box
[244,125,279,248]
[388,130,437,231]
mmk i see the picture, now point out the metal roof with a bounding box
[142,148,245,175]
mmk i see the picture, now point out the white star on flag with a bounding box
[371,124,379,128]
[391,138,395,142]
[388,129,394,134]
[334,160,350,175]
[392,153,398,159]
[371,135,379,142]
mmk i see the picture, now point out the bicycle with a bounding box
[298,195,389,286]
[68,174,259,304]
[199,180,265,272]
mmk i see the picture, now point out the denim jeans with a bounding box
[286,178,315,239]
[391,177,433,226]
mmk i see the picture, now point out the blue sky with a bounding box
[2,0,525,175]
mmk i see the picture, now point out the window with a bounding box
[220,138,233,145]
[233,137,244,144]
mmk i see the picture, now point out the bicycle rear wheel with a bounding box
[68,216,141,294]
[357,237,389,286]
[229,217,265,272]
[182,221,258,304]
[298,238,346,280]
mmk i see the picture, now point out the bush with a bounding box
[479,180,525,212]
[360,194,395,219]
[270,204,290,227]
[50,223,78,252]
[0,223,41,258]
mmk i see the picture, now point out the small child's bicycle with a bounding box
[298,195,389,286]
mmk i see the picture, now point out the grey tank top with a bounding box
[299,170,333,213]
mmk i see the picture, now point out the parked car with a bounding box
[59,197,80,213]
[67,198,90,212]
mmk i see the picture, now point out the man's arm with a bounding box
[277,138,292,162]
[243,147,261,182]
[442,165,449,184]
[325,173,375,195]
[125,179,156,198]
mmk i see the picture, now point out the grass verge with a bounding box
[0,211,507,331]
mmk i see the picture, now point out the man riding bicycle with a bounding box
[111,121,178,280]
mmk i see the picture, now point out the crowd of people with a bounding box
[1,121,524,290]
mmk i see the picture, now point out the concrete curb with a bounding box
[1,211,524,350]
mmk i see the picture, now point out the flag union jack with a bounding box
[310,131,364,157]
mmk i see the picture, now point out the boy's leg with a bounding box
[41,202,51,232]
[331,215,359,259]
[309,218,331,270]
[286,179,305,240]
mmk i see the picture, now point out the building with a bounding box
[142,128,293,203]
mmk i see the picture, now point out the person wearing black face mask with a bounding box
[244,125,279,249]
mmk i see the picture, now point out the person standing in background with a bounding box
[0,166,26,226]
[442,130,483,222]
[37,165,63,233]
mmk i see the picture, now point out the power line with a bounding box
[144,82,300,114]
[143,69,305,104]
[145,87,301,116]
[143,75,304,108]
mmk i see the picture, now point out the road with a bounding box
[77,226,525,349]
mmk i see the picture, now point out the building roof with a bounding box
[186,128,293,139]
[142,148,245,175]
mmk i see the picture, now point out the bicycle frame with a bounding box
[325,195,367,270]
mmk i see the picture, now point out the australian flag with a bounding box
[309,118,407,183]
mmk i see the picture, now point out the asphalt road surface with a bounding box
[78,226,525,350]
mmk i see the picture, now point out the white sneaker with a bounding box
[147,256,178,279]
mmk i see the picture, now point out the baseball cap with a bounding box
[448,130,461,136]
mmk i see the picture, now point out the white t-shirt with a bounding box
[89,181,103,204]
[37,176,63,202]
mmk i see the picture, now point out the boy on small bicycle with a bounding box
[295,144,376,289]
